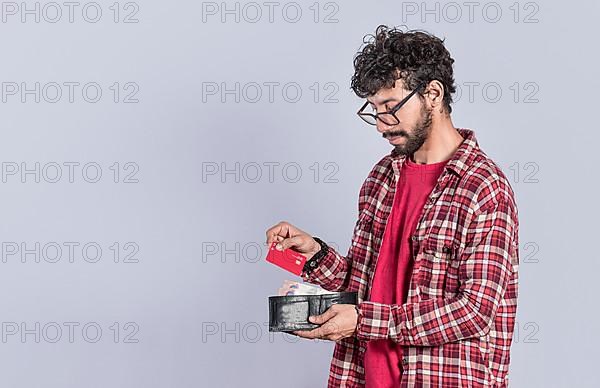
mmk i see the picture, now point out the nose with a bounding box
[376,120,394,134]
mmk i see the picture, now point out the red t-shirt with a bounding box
[364,155,449,388]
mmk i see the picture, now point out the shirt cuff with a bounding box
[301,249,337,283]
[355,301,391,341]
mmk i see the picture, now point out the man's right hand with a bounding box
[265,221,321,260]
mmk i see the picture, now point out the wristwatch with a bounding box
[303,236,329,274]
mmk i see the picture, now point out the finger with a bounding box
[265,235,285,252]
[293,323,338,341]
[265,227,281,245]
[293,329,319,339]
[309,307,337,325]
[316,320,340,338]
[278,235,303,251]
[265,222,290,245]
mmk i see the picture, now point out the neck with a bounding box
[411,117,463,164]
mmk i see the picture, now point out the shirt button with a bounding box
[402,358,408,365]
[411,235,418,241]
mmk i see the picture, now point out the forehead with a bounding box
[367,78,409,104]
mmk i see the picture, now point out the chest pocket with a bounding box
[415,236,461,299]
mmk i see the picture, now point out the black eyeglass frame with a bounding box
[357,81,428,126]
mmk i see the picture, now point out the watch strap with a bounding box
[303,236,329,275]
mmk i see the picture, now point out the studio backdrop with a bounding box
[0,1,596,387]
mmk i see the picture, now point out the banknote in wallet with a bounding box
[277,280,335,296]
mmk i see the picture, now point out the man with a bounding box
[265,25,519,387]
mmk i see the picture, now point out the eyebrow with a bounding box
[367,97,398,105]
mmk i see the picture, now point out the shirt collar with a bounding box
[390,128,480,177]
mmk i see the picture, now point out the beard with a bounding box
[386,105,433,157]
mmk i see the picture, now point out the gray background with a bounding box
[0,1,596,387]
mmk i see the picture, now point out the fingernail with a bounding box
[308,316,315,323]
[276,243,282,250]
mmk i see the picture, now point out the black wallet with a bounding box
[268,291,358,332]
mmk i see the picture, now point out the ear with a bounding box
[425,80,445,113]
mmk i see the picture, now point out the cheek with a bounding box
[396,106,421,126]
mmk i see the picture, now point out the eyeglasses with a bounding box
[357,81,427,126]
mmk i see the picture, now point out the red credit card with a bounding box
[265,241,307,276]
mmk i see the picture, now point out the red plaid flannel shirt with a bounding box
[301,128,519,387]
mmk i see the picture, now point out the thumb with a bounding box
[309,307,336,324]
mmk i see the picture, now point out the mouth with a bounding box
[387,135,404,143]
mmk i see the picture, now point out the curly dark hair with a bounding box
[351,25,456,114]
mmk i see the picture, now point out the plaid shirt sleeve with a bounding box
[299,177,372,291]
[356,195,517,346]
[299,208,366,291]
[299,247,351,291]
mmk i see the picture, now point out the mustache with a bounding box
[383,130,407,139]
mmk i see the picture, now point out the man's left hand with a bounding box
[292,304,358,342]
